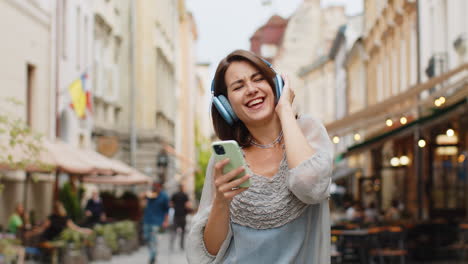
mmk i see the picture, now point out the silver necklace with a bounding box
[250,131,283,149]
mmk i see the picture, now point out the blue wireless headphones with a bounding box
[211,58,284,126]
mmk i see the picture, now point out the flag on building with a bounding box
[81,73,93,114]
[68,72,93,119]
[68,77,87,119]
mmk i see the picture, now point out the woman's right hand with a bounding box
[213,158,250,206]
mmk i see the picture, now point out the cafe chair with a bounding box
[331,229,344,264]
[368,226,407,264]
[444,223,468,262]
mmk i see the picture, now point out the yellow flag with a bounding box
[68,79,87,118]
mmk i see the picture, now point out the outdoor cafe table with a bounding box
[332,228,371,264]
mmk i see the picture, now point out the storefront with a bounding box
[330,61,467,220]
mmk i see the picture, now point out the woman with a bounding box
[28,201,92,241]
[187,50,333,263]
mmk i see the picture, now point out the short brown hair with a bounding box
[211,50,277,147]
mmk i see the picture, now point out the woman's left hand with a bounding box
[275,73,295,115]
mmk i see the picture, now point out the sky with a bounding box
[186,0,363,73]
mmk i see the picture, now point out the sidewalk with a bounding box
[92,232,188,264]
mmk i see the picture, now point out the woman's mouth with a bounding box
[245,97,265,110]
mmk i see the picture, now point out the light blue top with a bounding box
[187,115,333,264]
[222,203,329,263]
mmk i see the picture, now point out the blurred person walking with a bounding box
[170,184,191,251]
[141,182,170,264]
[186,50,333,263]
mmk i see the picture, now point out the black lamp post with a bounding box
[157,151,169,184]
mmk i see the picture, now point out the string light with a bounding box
[332,136,340,144]
[390,157,400,167]
[400,116,408,125]
[386,118,393,127]
[446,128,455,137]
[434,96,446,107]
[354,133,361,141]
[400,155,410,166]
[418,139,426,148]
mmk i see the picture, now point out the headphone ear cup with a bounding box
[213,96,234,125]
[274,74,284,101]
[217,95,238,122]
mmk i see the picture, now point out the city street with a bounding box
[92,232,188,264]
[1,0,468,263]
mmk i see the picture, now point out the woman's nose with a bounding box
[245,81,258,95]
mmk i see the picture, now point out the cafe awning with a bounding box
[344,97,468,156]
[81,170,151,185]
[44,140,106,175]
[80,148,132,175]
[1,136,136,175]
[326,64,467,134]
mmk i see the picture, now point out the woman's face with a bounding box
[224,60,275,125]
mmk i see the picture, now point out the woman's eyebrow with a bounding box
[229,72,262,88]
[250,72,261,79]
[229,79,243,88]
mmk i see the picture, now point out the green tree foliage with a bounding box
[0,97,54,192]
[194,121,212,202]
[59,181,84,221]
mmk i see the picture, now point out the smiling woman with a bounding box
[210,50,280,147]
[187,50,334,264]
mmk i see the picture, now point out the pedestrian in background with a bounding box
[27,201,92,242]
[170,184,191,251]
[7,203,29,235]
[384,199,401,222]
[141,182,170,264]
[84,191,106,227]
[187,50,333,263]
[364,201,379,223]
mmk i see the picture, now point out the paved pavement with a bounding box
[92,231,188,264]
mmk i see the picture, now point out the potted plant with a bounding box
[89,224,112,261]
[0,238,21,264]
[55,228,91,264]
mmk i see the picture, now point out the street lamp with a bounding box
[157,151,169,184]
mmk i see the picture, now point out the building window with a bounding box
[400,38,406,90]
[377,61,383,102]
[26,64,36,127]
[62,0,68,59]
[76,6,81,69]
[114,108,121,126]
[84,16,88,69]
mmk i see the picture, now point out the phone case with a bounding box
[212,140,251,188]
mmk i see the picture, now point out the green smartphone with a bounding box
[212,140,251,188]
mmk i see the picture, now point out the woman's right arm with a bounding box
[203,158,250,255]
[26,219,50,237]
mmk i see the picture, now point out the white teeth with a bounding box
[247,98,263,107]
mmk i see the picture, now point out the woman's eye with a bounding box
[254,78,264,82]
[233,85,243,90]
